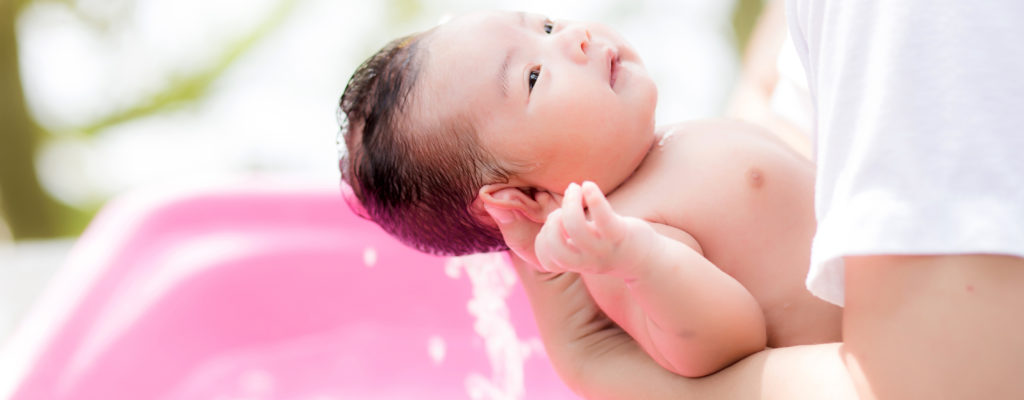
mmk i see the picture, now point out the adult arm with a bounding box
[843,255,1024,399]
[502,226,857,400]
[785,0,1024,397]
[486,204,858,400]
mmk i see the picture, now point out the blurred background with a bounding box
[0,0,764,345]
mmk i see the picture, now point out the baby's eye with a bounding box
[543,19,554,34]
[528,67,541,93]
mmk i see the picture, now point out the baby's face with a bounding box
[419,11,658,194]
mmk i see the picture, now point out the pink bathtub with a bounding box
[0,181,578,399]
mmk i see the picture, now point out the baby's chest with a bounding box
[609,127,817,279]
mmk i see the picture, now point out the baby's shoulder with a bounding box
[609,118,814,235]
[649,119,801,169]
[633,118,810,189]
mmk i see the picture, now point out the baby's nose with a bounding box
[560,25,591,64]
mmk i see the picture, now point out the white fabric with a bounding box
[786,0,1024,306]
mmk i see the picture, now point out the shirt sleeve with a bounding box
[787,0,1024,306]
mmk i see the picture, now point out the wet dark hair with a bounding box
[338,32,512,256]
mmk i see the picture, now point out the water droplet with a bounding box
[428,335,446,365]
[239,369,274,395]
[363,247,377,267]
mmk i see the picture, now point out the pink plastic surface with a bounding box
[0,182,577,399]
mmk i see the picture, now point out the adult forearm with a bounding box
[843,254,1024,399]
[512,250,861,400]
[512,252,710,400]
[509,253,626,391]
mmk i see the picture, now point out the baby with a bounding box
[337,11,841,378]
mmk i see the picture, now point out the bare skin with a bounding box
[497,196,1024,400]
[844,255,1024,399]
[510,252,858,400]
[424,10,1024,398]
[603,119,841,350]
[422,11,840,378]
[484,119,841,378]
[724,3,1024,397]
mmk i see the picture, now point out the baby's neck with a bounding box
[654,125,683,148]
[604,128,663,197]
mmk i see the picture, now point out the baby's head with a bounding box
[339,11,658,255]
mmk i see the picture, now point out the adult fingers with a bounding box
[485,205,542,267]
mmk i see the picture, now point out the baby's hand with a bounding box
[534,181,657,279]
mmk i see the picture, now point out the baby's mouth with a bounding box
[609,51,621,88]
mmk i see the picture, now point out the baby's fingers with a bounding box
[535,209,580,272]
[581,181,626,238]
[561,183,601,248]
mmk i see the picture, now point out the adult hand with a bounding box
[482,188,561,268]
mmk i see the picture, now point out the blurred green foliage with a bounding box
[1,0,57,239]
[732,0,765,56]
[0,0,298,240]
[388,0,423,24]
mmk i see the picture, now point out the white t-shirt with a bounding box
[786,0,1024,306]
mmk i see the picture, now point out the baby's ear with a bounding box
[474,184,560,224]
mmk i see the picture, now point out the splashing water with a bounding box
[445,253,536,400]
[427,335,446,365]
[362,247,377,267]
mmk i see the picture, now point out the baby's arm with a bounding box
[535,182,766,377]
